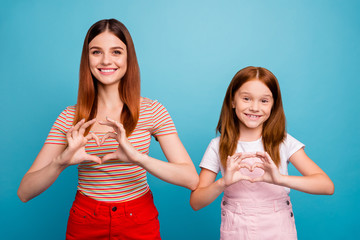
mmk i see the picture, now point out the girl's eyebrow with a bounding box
[239,91,272,97]
[89,46,125,50]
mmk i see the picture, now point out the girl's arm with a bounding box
[253,150,334,195]
[18,119,102,202]
[190,169,225,211]
[190,153,253,210]
[100,118,199,190]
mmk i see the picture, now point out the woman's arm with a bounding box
[18,144,67,202]
[139,133,199,190]
[252,150,335,195]
[18,119,102,202]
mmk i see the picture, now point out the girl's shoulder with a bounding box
[281,132,305,154]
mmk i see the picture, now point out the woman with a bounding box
[18,19,198,240]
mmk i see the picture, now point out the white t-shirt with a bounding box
[199,133,305,194]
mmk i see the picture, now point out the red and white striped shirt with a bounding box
[45,98,177,202]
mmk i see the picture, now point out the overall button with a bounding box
[290,212,294,217]
[222,201,227,206]
[112,206,117,212]
[286,200,290,205]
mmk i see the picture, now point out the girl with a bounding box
[18,19,198,240]
[190,66,334,240]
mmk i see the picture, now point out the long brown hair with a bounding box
[216,66,286,167]
[74,19,140,136]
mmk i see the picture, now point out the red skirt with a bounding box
[66,190,161,240]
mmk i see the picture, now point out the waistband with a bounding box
[73,190,153,216]
[221,195,292,214]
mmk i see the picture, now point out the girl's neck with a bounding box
[238,125,262,142]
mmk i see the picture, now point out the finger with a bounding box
[102,152,118,162]
[238,163,252,171]
[79,119,96,135]
[66,126,74,142]
[99,117,122,132]
[231,152,243,159]
[100,132,118,145]
[85,155,102,165]
[73,118,85,132]
[264,152,275,165]
[86,132,101,146]
[251,162,265,171]
[117,123,127,138]
[71,119,86,138]
[240,175,253,182]
[250,177,264,183]
[255,152,268,163]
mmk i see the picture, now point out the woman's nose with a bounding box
[101,53,111,65]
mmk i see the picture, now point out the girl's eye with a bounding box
[261,99,269,103]
[92,50,101,55]
[113,50,121,55]
[243,97,250,101]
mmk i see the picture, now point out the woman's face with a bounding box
[88,31,127,86]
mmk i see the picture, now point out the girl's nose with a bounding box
[249,101,259,111]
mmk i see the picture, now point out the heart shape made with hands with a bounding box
[238,156,265,179]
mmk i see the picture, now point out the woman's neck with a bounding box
[96,82,124,110]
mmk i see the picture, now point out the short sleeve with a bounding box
[150,101,177,137]
[284,133,305,161]
[199,138,221,174]
[45,106,75,145]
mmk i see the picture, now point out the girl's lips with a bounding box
[244,113,261,119]
[98,68,117,75]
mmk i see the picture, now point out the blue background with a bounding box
[1,0,359,239]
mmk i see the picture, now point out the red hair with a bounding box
[74,19,140,136]
[216,66,286,167]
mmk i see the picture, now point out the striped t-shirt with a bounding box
[45,98,177,202]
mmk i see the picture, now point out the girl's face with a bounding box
[88,31,127,86]
[232,79,274,133]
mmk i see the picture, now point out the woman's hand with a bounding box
[223,153,253,187]
[99,117,143,164]
[251,152,283,184]
[55,119,102,167]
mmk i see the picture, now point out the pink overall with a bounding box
[220,159,297,240]
[220,166,297,239]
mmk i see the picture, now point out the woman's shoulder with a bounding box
[55,105,76,124]
[140,97,169,113]
[140,97,162,107]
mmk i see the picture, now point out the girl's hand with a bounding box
[56,119,102,167]
[251,152,283,184]
[223,153,253,187]
[99,117,143,164]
